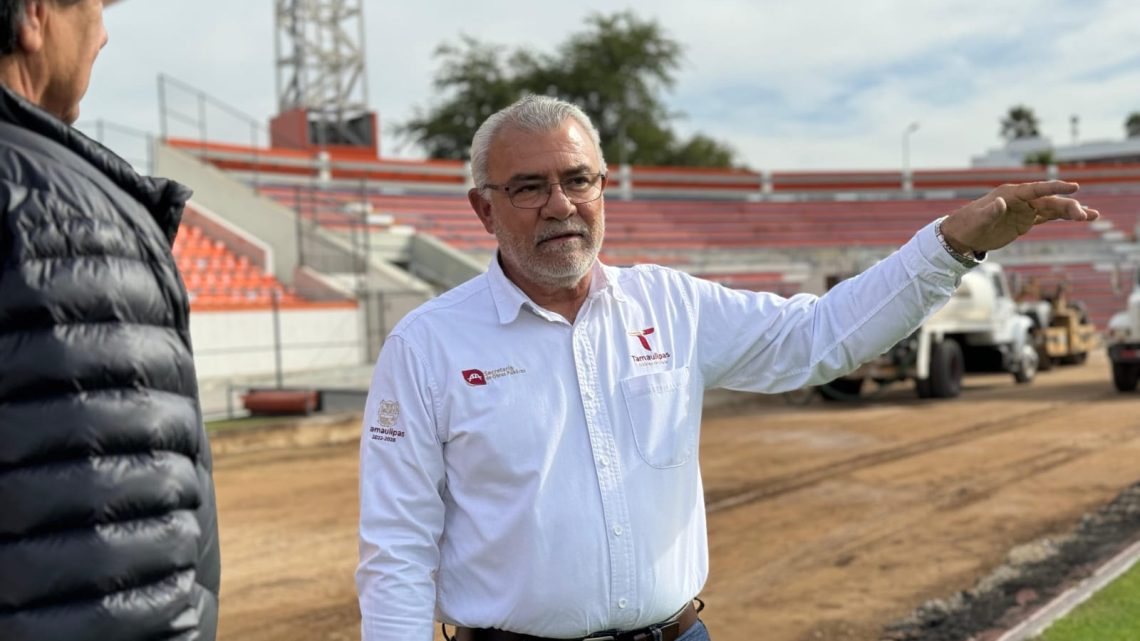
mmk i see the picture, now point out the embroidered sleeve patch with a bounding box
[378,400,400,426]
[369,400,405,443]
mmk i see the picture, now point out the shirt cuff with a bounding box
[361,615,434,641]
[903,218,978,290]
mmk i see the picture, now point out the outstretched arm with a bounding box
[697,180,1102,392]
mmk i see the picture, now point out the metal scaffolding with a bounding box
[274,0,370,146]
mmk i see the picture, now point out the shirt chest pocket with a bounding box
[619,367,696,468]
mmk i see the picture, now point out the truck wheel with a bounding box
[820,378,864,401]
[928,339,964,398]
[1059,351,1088,366]
[915,377,933,399]
[1033,333,1053,371]
[1112,362,1140,392]
[1014,343,1039,384]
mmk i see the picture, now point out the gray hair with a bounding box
[469,94,608,190]
[1,0,82,56]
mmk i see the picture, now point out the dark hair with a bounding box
[0,0,27,56]
[0,0,83,56]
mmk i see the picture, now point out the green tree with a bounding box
[661,133,738,167]
[1126,112,1140,138]
[398,12,739,168]
[398,36,522,160]
[1000,105,1041,141]
[1024,149,1054,166]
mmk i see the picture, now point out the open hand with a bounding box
[940,181,1100,254]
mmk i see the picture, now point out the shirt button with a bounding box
[618,598,628,608]
[613,525,623,536]
[599,456,610,467]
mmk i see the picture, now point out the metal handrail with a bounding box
[158,72,285,187]
[74,118,156,174]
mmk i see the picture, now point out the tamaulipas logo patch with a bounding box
[628,326,672,366]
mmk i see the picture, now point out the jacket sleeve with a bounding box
[356,334,447,641]
[0,179,210,641]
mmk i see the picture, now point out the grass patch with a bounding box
[1035,560,1140,641]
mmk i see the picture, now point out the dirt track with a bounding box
[212,351,1140,641]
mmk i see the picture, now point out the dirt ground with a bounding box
[211,351,1140,641]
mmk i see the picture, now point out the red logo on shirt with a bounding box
[462,366,527,386]
[628,327,655,351]
[462,369,487,386]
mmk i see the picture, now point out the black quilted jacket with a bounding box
[0,84,220,640]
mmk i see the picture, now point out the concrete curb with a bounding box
[995,537,1140,641]
[209,412,363,456]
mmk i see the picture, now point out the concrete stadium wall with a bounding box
[408,232,484,290]
[156,143,300,282]
[190,306,363,380]
[292,266,357,301]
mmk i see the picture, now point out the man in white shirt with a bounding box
[355,95,1097,641]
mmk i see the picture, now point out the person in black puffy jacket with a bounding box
[0,2,220,640]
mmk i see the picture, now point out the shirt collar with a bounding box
[486,253,628,325]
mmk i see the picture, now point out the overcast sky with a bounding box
[78,0,1140,171]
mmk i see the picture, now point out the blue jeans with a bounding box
[677,619,710,641]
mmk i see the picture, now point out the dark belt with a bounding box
[452,600,700,641]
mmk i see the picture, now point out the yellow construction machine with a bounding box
[1016,279,1098,369]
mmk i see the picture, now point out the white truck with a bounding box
[820,263,1039,400]
[1106,268,1140,391]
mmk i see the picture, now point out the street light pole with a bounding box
[902,121,920,192]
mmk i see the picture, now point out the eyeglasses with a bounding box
[482,172,607,209]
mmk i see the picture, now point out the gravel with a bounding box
[881,481,1140,641]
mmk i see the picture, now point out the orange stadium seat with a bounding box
[245,180,1137,326]
[174,221,348,311]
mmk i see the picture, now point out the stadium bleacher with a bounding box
[173,222,303,309]
[159,138,1140,338]
[257,185,1110,250]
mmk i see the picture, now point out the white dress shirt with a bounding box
[356,220,973,640]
